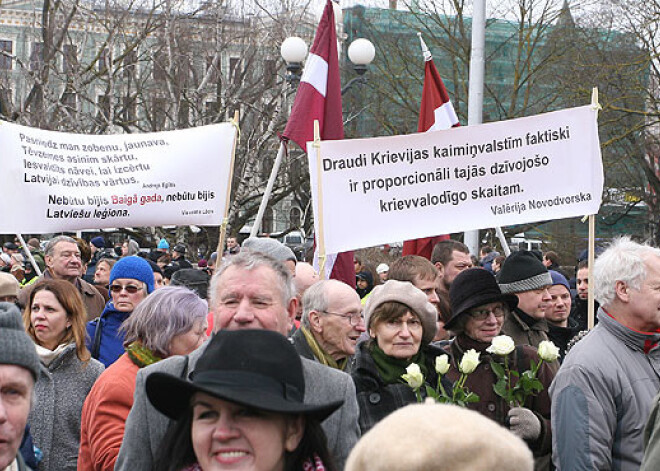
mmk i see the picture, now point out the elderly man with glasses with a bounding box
[291,279,365,372]
[86,256,155,367]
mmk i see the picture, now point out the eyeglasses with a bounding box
[322,310,364,327]
[468,305,508,321]
[382,317,423,331]
[109,283,143,294]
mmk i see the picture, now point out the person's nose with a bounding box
[211,414,241,441]
[355,317,366,333]
[542,288,552,301]
[232,299,255,324]
[398,323,412,338]
[428,291,439,305]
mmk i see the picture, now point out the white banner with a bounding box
[0,121,237,234]
[308,105,604,254]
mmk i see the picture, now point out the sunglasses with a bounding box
[108,283,143,294]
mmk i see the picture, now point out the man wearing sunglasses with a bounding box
[86,256,155,367]
[292,279,365,372]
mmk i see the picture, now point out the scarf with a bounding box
[300,327,348,371]
[6,458,18,471]
[303,454,327,471]
[369,342,427,384]
[126,342,163,368]
[35,342,70,367]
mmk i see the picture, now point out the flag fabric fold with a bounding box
[402,38,460,259]
[282,0,354,287]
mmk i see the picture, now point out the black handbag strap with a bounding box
[91,317,103,359]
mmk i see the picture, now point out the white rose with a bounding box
[486,335,515,356]
[459,349,480,374]
[538,340,560,363]
[435,355,450,375]
[401,363,424,389]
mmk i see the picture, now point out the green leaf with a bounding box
[493,380,507,398]
[511,370,520,378]
[490,360,506,378]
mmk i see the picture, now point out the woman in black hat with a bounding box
[444,268,554,461]
[146,329,343,471]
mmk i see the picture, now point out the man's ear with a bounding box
[285,297,298,332]
[309,310,323,333]
[434,262,444,278]
[615,280,630,303]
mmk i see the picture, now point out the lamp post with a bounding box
[249,36,375,238]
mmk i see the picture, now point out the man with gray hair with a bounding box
[17,235,105,320]
[551,237,660,471]
[0,303,41,471]
[116,251,360,470]
[291,279,365,371]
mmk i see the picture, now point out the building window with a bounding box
[0,88,12,116]
[123,49,137,79]
[206,56,219,83]
[0,40,12,70]
[289,207,302,226]
[98,48,110,74]
[62,91,77,117]
[122,95,136,122]
[264,59,276,86]
[153,52,167,81]
[30,43,44,71]
[63,44,77,76]
[97,94,110,120]
[205,101,218,124]
[151,96,168,129]
[229,57,240,83]
[262,207,274,234]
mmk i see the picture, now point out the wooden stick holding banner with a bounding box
[16,234,42,277]
[216,110,241,257]
[313,120,326,280]
[587,87,601,330]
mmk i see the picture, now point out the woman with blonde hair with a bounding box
[23,279,104,471]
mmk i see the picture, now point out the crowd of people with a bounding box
[1,233,660,471]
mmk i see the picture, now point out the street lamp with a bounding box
[280,36,375,93]
[280,37,308,85]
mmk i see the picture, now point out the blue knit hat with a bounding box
[90,236,105,249]
[110,256,155,293]
[549,270,570,292]
[157,238,170,250]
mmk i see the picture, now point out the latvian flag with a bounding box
[402,34,460,259]
[282,0,354,287]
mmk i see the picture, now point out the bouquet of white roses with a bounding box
[402,350,480,407]
[487,335,559,407]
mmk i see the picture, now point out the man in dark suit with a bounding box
[116,251,360,470]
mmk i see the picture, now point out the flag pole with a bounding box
[464,0,486,255]
[16,234,42,277]
[313,120,326,280]
[587,87,601,330]
[250,141,286,238]
[216,110,241,257]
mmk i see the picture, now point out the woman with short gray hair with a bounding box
[78,286,208,471]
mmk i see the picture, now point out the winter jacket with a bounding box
[551,309,660,471]
[86,302,131,368]
[29,344,104,471]
[445,334,554,459]
[18,269,105,321]
[78,353,139,471]
[502,308,551,349]
[547,317,580,362]
[351,341,451,434]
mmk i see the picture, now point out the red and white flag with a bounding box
[282,0,354,287]
[402,34,460,259]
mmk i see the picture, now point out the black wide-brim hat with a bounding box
[445,268,518,331]
[146,329,343,422]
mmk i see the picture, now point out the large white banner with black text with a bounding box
[308,105,603,254]
[0,121,237,233]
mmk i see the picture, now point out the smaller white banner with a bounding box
[308,105,604,254]
[0,121,237,234]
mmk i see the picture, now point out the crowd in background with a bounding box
[0,233,660,471]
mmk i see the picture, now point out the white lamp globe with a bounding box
[347,38,375,66]
[281,37,308,64]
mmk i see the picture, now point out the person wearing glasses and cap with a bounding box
[291,280,365,372]
[86,256,155,368]
[147,329,343,471]
[350,280,448,434]
[444,268,554,464]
